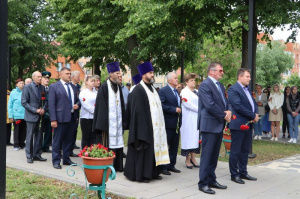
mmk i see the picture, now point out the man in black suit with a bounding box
[197,62,231,194]
[21,71,47,163]
[48,67,80,169]
[159,72,181,175]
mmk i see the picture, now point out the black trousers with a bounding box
[163,128,180,170]
[42,117,52,151]
[13,120,26,148]
[282,110,290,135]
[6,123,12,144]
[80,118,95,149]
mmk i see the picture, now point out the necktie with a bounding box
[216,82,226,105]
[65,83,72,110]
[173,89,180,106]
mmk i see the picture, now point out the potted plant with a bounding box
[222,115,237,155]
[78,144,116,184]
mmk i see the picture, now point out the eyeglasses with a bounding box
[213,69,224,73]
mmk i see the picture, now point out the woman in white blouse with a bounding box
[180,73,200,169]
[268,84,284,141]
[79,76,97,149]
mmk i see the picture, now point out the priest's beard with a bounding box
[145,76,155,84]
[110,77,120,84]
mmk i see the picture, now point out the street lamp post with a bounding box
[0,0,8,198]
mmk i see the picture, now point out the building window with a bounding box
[66,63,71,69]
[57,62,63,71]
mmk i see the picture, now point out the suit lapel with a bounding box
[167,86,178,106]
[207,78,225,107]
[236,83,253,109]
[30,83,39,99]
[58,81,70,101]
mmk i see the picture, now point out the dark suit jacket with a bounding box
[21,82,46,122]
[227,82,259,130]
[159,85,181,129]
[197,77,230,133]
[48,81,79,123]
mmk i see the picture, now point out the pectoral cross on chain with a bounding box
[116,99,119,106]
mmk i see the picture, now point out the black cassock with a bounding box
[92,80,126,172]
[124,82,161,182]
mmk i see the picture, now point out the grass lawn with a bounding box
[6,167,126,199]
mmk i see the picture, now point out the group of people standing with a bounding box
[253,84,299,143]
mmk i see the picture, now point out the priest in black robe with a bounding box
[92,62,126,172]
[124,62,170,183]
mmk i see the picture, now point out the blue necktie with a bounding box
[173,89,180,106]
[216,82,226,105]
[65,83,72,110]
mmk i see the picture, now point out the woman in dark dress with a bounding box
[282,86,291,138]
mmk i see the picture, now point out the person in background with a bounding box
[262,88,271,137]
[129,74,142,93]
[41,72,52,153]
[79,76,97,149]
[118,72,129,108]
[70,71,81,155]
[180,73,200,169]
[253,85,267,140]
[24,78,32,85]
[6,86,13,146]
[93,75,101,91]
[267,85,271,93]
[176,83,183,95]
[126,83,131,91]
[268,84,284,141]
[286,86,300,144]
[282,86,291,138]
[8,78,26,150]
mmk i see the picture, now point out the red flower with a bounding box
[182,98,188,102]
[15,120,21,125]
[240,124,250,131]
[41,97,46,101]
[83,98,86,102]
[231,115,237,120]
[199,140,202,144]
[225,127,228,132]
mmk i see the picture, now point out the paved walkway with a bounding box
[6,139,300,199]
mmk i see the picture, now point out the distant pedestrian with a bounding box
[253,85,267,140]
[24,78,32,85]
[282,86,291,138]
[286,86,300,144]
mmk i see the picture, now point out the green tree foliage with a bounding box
[185,35,241,85]
[284,75,300,87]
[8,0,60,87]
[256,41,294,87]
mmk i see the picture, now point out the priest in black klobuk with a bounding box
[92,61,126,172]
[124,61,170,183]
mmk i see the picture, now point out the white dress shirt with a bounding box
[60,79,74,112]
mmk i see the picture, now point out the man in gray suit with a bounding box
[22,71,47,163]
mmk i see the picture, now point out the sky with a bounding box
[271,27,300,42]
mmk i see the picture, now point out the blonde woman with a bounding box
[79,76,97,149]
[268,84,284,141]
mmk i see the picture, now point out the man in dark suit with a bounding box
[48,67,80,169]
[159,72,181,175]
[197,62,231,194]
[228,68,259,184]
[21,71,47,163]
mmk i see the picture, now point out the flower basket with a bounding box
[223,133,231,151]
[81,155,115,184]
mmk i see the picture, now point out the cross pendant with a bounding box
[116,100,119,106]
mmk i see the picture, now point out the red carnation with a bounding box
[83,98,86,102]
[15,120,21,125]
[225,127,228,132]
[199,140,202,144]
[182,98,188,102]
[41,97,46,101]
[231,115,237,120]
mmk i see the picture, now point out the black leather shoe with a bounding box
[33,155,47,161]
[161,170,171,175]
[209,182,227,189]
[199,185,215,194]
[27,158,33,163]
[282,134,286,138]
[190,160,200,168]
[241,174,257,181]
[74,145,80,149]
[154,175,163,180]
[141,178,150,183]
[53,164,62,169]
[70,152,79,157]
[231,176,245,184]
[63,160,76,165]
[42,149,52,153]
[123,152,127,158]
[168,167,181,173]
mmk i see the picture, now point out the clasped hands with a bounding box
[224,110,232,122]
[36,108,45,115]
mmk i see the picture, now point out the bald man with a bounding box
[21,71,47,163]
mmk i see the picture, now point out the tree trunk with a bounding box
[127,35,140,85]
[93,59,101,76]
[241,25,248,69]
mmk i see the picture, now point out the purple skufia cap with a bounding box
[132,74,142,84]
[137,61,154,76]
[106,62,120,73]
